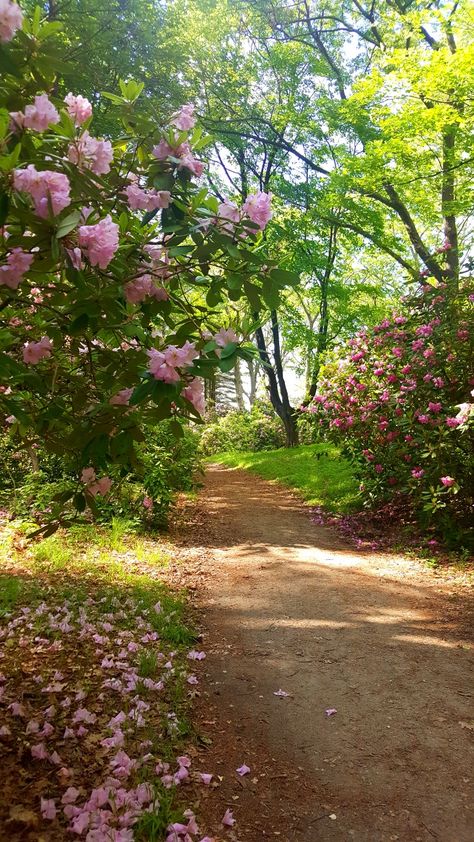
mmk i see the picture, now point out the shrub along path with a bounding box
[174,464,474,842]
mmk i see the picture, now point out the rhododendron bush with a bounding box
[0,4,290,529]
[304,285,474,544]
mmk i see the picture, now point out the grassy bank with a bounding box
[210,443,359,514]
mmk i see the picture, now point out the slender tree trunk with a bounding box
[234,357,245,411]
[441,123,459,288]
[246,357,258,406]
[254,321,299,447]
[205,370,216,416]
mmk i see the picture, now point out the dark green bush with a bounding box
[199,403,285,455]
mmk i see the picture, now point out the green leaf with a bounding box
[269,268,300,287]
[129,378,155,406]
[243,280,262,312]
[218,353,236,373]
[73,493,86,513]
[169,418,184,439]
[56,210,81,238]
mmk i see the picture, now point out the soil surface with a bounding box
[172,464,474,842]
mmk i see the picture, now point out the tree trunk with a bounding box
[234,357,245,411]
[254,321,299,447]
[205,370,216,416]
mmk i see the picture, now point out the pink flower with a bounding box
[61,787,80,804]
[125,183,171,211]
[187,650,205,660]
[417,414,429,424]
[222,809,235,827]
[217,200,240,232]
[23,336,53,365]
[0,0,23,42]
[170,103,196,131]
[411,468,424,479]
[440,476,455,487]
[88,476,112,496]
[22,94,59,132]
[446,417,461,428]
[374,464,383,473]
[64,93,92,125]
[242,191,272,230]
[31,742,48,760]
[152,139,176,160]
[142,496,153,510]
[236,764,250,776]
[178,153,204,177]
[14,165,71,218]
[182,378,205,415]
[81,466,96,484]
[214,327,238,348]
[72,708,97,725]
[199,773,213,785]
[109,387,134,405]
[40,797,57,820]
[68,131,113,175]
[78,215,119,269]
[0,248,33,289]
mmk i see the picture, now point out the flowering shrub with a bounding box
[304,284,474,545]
[0,4,292,530]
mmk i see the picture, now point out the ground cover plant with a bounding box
[0,517,219,841]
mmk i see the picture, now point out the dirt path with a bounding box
[174,465,474,842]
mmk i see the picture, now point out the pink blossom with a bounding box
[440,476,455,487]
[217,200,240,231]
[88,476,112,496]
[71,811,90,834]
[64,93,92,126]
[40,797,57,820]
[446,417,461,428]
[152,139,176,160]
[72,707,97,725]
[199,773,213,785]
[417,415,429,424]
[411,468,424,479]
[31,742,48,760]
[109,387,134,405]
[0,0,23,42]
[214,327,238,348]
[62,787,80,805]
[374,464,383,473]
[142,496,153,510]
[14,165,71,218]
[22,94,59,132]
[81,466,96,484]
[171,103,196,131]
[0,248,33,289]
[236,764,250,776]
[178,153,204,177]
[125,183,171,211]
[187,650,205,660]
[23,336,53,365]
[222,809,235,827]
[68,131,113,175]
[147,350,179,383]
[242,191,272,230]
[428,402,442,413]
[78,215,119,269]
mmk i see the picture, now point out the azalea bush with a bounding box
[0,3,294,532]
[304,283,474,546]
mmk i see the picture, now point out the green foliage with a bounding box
[199,403,285,455]
[0,6,290,530]
[213,443,359,514]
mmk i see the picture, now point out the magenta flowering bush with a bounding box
[304,284,474,543]
[0,4,293,529]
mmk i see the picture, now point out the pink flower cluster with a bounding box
[124,183,171,212]
[109,388,134,406]
[147,341,198,383]
[23,336,53,365]
[170,103,196,131]
[181,378,205,415]
[0,0,23,42]
[10,94,59,132]
[81,467,112,496]
[14,165,71,218]
[124,274,168,304]
[64,93,92,126]
[306,285,473,521]
[215,192,273,234]
[0,247,33,289]
[78,215,119,269]
[68,131,113,175]
[152,129,204,178]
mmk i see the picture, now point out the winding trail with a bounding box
[175,465,474,842]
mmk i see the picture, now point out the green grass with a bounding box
[210,443,359,513]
